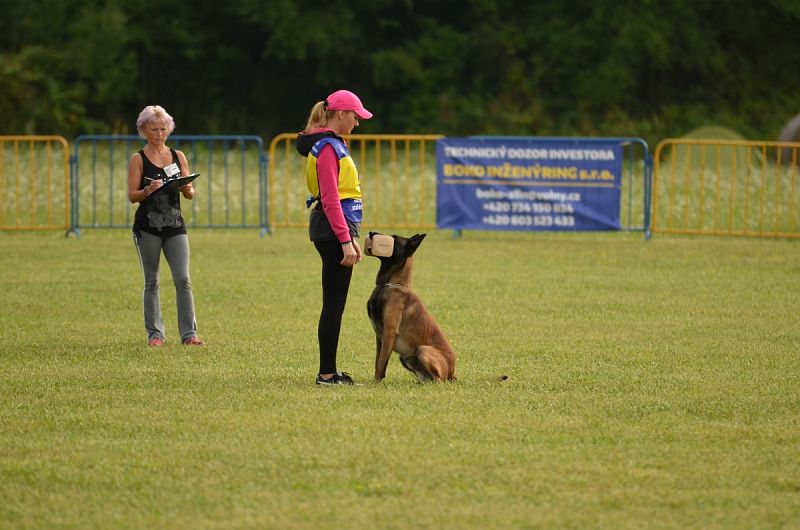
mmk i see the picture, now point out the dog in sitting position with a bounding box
[365,232,456,382]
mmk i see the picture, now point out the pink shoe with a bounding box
[182,336,205,346]
[148,337,165,347]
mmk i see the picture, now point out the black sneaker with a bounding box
[315,371,356,385]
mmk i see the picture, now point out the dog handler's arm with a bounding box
[317,145,360,267]
[316,147,350,243]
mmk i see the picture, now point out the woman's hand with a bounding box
[145,179,163,198]
[340,239,362,267]
[180,182,194,199]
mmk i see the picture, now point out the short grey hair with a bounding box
[136,105,175,137]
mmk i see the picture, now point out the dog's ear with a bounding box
[405,233,426,256]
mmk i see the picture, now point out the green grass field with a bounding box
[1,228,798,529]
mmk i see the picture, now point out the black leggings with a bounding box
[314,240,353,374]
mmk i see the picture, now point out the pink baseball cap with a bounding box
[325,89,373,120]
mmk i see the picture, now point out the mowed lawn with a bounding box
[1,228,798,529]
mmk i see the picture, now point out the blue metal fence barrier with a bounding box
[69,135,268,237]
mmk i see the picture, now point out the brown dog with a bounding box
[365,232,457,382]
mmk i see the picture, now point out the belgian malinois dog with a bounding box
[365,232,457,382]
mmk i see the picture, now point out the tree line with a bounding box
[1,0,799,147]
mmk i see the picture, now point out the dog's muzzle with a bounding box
[364,234,394,257]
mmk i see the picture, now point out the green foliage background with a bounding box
[2,0,800,146]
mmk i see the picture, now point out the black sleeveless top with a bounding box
[132,148,187,238]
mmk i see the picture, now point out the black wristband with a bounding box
[341,240,352,246]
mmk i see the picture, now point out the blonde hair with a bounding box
[304,101,337,132]
[136,105,176,137]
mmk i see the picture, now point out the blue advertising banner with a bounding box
[436,138,623,231]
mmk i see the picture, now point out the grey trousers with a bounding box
[133,231,197,342]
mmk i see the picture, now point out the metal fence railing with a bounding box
[268,133,444,231]
[653,139,800,238]
[70,135,268,237]
[7,134,800,241]
[0,136,71,231]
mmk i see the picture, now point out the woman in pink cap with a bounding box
[296,89,373,385]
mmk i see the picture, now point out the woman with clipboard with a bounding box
[127,105,204,347]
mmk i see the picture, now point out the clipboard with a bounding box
[150,173,200,197]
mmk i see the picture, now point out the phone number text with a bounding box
[481,214,576,227]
